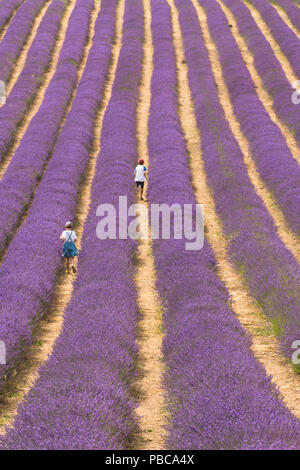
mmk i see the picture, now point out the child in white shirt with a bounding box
[134,158,147,200]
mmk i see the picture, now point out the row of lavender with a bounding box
[145,0,300,449]
[0,0,108,385]
[188,0,300,358]
[0,0,145,449]
[246,0,300,80]
[0,0,46,84]
[274,0,300,31]
[202,0,300,237]
[0,0,24,36]
[0,0,66,166]
[0,0,92,254]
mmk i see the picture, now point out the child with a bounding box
[134,159,147,200]
[60,221,78,274]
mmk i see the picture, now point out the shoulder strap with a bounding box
[67,231,73,242]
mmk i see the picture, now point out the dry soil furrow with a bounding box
[0,0,125,434]
[133,0,166,451]
[169,0,300,419]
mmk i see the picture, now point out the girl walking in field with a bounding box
[134,158,148,200]
[60,221,78,274]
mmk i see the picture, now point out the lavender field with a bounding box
[0,0,300,451]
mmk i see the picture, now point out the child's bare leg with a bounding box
[67,258,70,273]
[141,185,144,200]
[71,257,77,273]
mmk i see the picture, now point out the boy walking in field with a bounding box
[134,159,147,200]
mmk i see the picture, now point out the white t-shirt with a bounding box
[61,230,77,242]
[134,164,147,182]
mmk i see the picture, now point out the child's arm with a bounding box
[144,167,148,180]
[60,232,66,241]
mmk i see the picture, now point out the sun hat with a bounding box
[65,221,73,228]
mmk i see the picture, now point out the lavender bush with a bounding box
[0,0,93,254]
[147,0,300,449]
[0,0,144,449]
[0,0,117,386]
[0,0,67,164]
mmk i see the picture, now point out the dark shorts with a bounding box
[135,181,144,188]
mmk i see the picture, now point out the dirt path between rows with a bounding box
[0,0,76,181]
[0,0,125,434]
[132,0,166,451]
[170,0,300,420]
